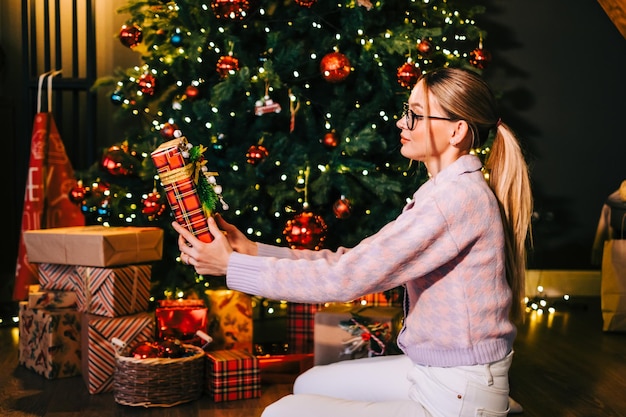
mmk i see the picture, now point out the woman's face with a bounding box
[396,80,457,164]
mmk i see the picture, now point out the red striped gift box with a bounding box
[73,265,151,317]
[38,263,78,291]
[205,349,261,402]
[150,137,213,243]
[81,312,154,394]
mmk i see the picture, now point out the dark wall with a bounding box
[483,0,626,270]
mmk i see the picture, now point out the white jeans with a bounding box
[261,353,513,417]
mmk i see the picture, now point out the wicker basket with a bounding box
[113,343,205,407]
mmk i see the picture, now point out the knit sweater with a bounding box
[227,154,516,367]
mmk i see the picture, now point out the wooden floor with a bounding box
[1,297,626,417]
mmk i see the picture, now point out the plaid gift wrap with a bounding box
[24,226,163,266]
[151,137,213,243]
[287,302,325,354]
[205,349,261,402]
[156,299,208,342]
[28,290,77,309]
[82,312,154,394]
[38,263,78,291]
[72,265,151,317]
[205,289,253,353]
[18,302,82,379]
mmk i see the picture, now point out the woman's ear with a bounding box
[449,120,470,147]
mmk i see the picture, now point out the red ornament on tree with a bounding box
[321,131,339,149]
[469,47,492,69]
[142,190,167,219]
[68,181,89,204]
[333,197,352,219]
[294,0,317,7]
[119,24,142,48]
[216,55,240,78]
[283,211,328,250]
[101,145,136,176]
[320,52,351,83]
[246,144,269,165]
[138,73,157,96]
[417,38,433,56]
[211,0,250,20]
[397,62,420,89]
[160,122,180,140]
[185,85,200,100]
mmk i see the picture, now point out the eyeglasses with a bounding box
[402,103,453,130]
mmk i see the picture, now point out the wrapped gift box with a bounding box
[353,288,403,307]
[28,290,77,309]
[18,302,82,379]
[155,299,208,342]
[205,349,261,402]
[24,225,163,267]
[205,289,253,353]
[151,137,213,243]
[82,312,154,394]
[38,263,78,291]
[314,304,403,366]
[287,302,325,354]
[72,264,151,317]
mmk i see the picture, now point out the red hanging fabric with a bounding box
[13,71,84,300]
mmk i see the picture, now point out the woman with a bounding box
[173,67,532,417]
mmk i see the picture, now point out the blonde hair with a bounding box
[419,68,533,322]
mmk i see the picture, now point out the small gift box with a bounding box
[287,302,325,354]
[28,290,77,309]
[314,304,403,366]
[18,302,82,379]
[205,289,253,353]
[151,137,224,243]
[24,225,163,267]
[82,312,154,394]
[73,264,151,317]
[155,299,208,343]
[205,349,261,402]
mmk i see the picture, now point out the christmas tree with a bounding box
[76,0,492,300]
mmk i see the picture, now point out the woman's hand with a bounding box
[214,213,258,256]
[172,217,233,276]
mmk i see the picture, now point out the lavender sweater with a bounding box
[227,155,516,367]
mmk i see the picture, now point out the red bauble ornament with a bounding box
[211,0,250,20]
[321,132,339,149]
[159,339,184,358]
[119,24,142,48]
[142,191,167,219]
[333,197,352,219]
[138,73,157,96]
[160,122,180,140]
[216,55,240,78]
[294,0,317,7]
[132,341,161,359]
[101,145,136,176]
[469,47,492,69]
[69,181,89,204]
[246,144,269,165]
[397,62,420,89]
[417,38,433,56]
[283,211,328,250]
[185,85,200,100]
[320,52,351,83]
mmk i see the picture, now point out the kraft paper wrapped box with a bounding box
[314,304,403,366]
[81,312,154,394]
[70,264,151,317]
[205,349,261,402]
[601,240,626,331]
[205,289,253,353]
[18,302,82,379]
[155,299,208,343]
[151,137,214,243]
[24,225,163,267]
